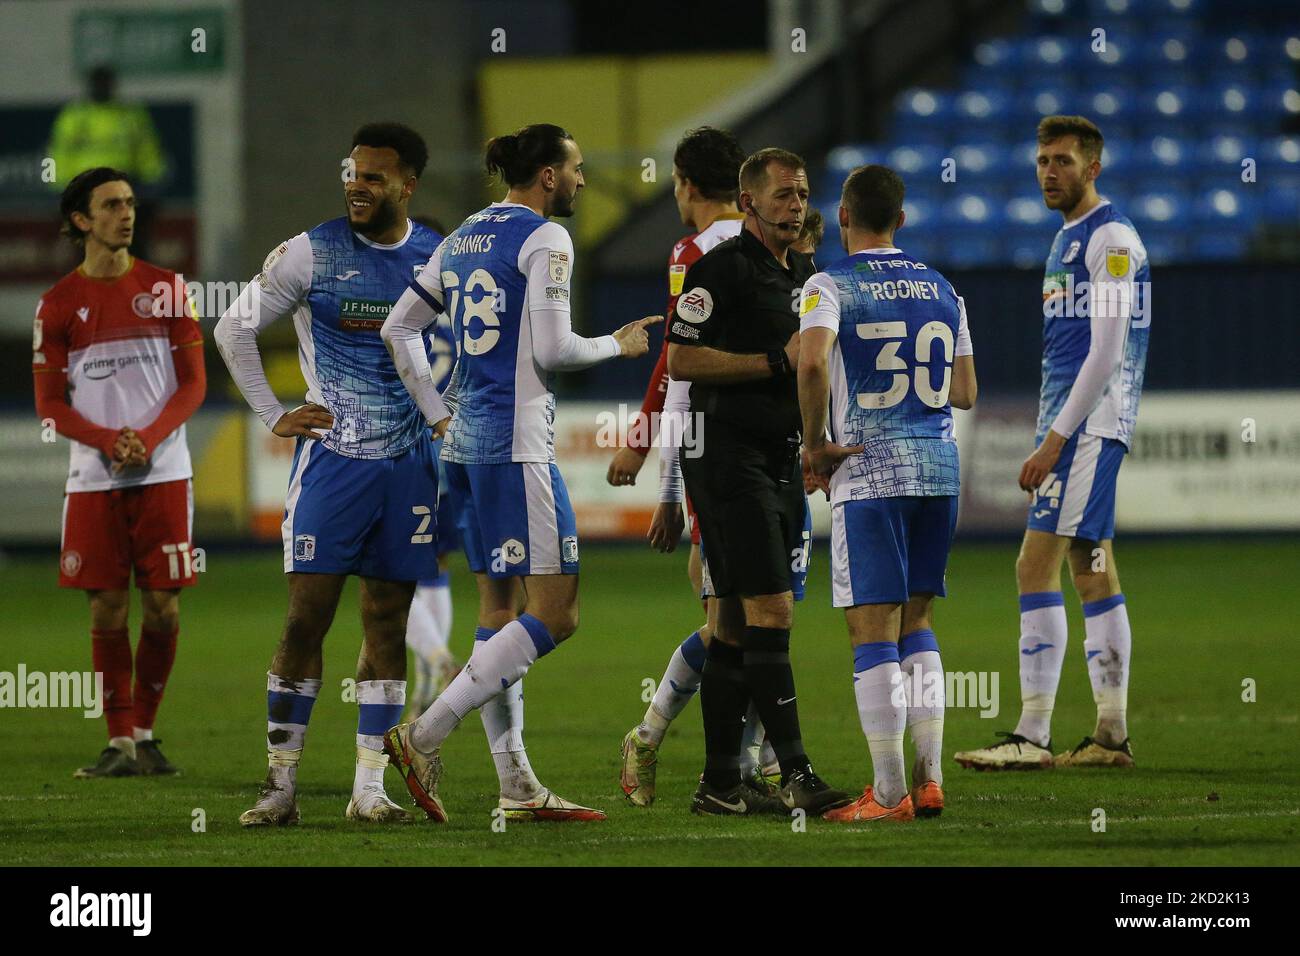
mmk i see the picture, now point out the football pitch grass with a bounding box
[2,537,1297,867]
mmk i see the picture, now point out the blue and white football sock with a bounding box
[355,679,404,798]
[1082,593,1132,746]
[410,614,555,754]
[899,628,944,787]
[474,626,543,800]
[407,578,453,697]
[1014,592,1068,748]
[265,673,321,791]
[636,630,706,747]
[853,642,907,809]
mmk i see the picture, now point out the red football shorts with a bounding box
[59,479,197,590]
[686,491,701,546]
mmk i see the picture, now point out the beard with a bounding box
[1045,182,1085,211]
[350,193,400,237]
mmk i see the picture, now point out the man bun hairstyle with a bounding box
[1037,114,1104,164]
[352,122,429,178]
[841,164,905,234]
[60,166,130,244]
[673,126,745,202]
[484,123,574,187]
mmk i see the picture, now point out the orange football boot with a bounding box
[911,780,944,817]
[823,786,915,822]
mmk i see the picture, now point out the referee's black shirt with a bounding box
[665,227,815,443]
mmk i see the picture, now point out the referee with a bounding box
[666,147,850,816]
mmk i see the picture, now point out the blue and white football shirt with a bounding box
[799,247,972,502]
[1039,200,1150,448]
[252,217,442,459]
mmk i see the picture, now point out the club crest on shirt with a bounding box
[1061,239,1081,264]
[548,251,570,284]
[561,535,579,564]
[60,550,82,577]
[675,287,713,324]
[1106,247,1130,278]
[132,293,156,318]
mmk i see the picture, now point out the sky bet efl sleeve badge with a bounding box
[668,263,687,296]
[1106,247,1131,278]
[548,251,570,284]
[799,289,821,316]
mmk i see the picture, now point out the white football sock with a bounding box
[853,647,906,809]
[637,631,706,746]
[132,727,153,743]
[410,615,553,754]
[1082,594,1131,746]
[739,701,765,776]
[899,629,944,788]
[110,735,137,760]
[481,680,543,800]
[1014,592,1068,748]
[354,679,404,798]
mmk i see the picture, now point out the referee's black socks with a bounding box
[742,626,812,778]
[700,639,749,790]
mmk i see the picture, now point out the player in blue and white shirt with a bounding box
[954,115,1149,773]
[216,124,448,826]
[382,124,658,821]
[799,164,976,822]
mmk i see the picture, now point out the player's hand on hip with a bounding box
[648,502,684,553]
[606,446,646,486]
[614,315,663,358]
[807,440,862,484]
[431,416,451,439]
[274,404,334,440]
[801,447,829,496]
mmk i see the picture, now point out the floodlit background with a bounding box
[0,0,1297,547]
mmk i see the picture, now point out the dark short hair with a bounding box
[352,122,429,177]
[1036,114,1104,164]
[799,207,824,248]
[841,164,905,233]
[60,167,131,244]
[673,126,745,202]
[739,147,806,195]
[484,123,574,187]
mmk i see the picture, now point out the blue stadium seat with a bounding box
[1197,134,1252,170]
[1132,86,1195,134]
[825,145,887,177]
[1200,81,1273,120]
[941,193,1005,232]
[951,142,1004,182]
[900,197,939,232]
[1098,139,1135,176]
[895,88,952,123]
[1026,0,1077,20]
[1129,190,1192,228]
[1263,134,1300,170]
[953,89,1013,127]
[1019,35,1080,71]
[886,143,945,178]
[1140,33,1200,72]
[1081,85,1137,124]
[1005,194,1055,228]
[1129,135,1192,173]
[941,236,1001,269]
[1191,187,1256,227]
[1262,83,1300,124]
[1210,34,1270,69]
[970,38,1018,70]
[1088,32,1142,72]
[1016,87,1075,123]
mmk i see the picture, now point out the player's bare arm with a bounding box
[949,353,977,410]
[797,324,862,481]
[647,501,684,553]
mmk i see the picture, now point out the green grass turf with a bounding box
[1,538,1297,866]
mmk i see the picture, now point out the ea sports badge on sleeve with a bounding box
[675,287,713,323]
[1106,247,1130,278]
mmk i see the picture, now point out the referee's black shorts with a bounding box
[681,421,805,599]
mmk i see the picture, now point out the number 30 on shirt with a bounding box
[855,321,955,410]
